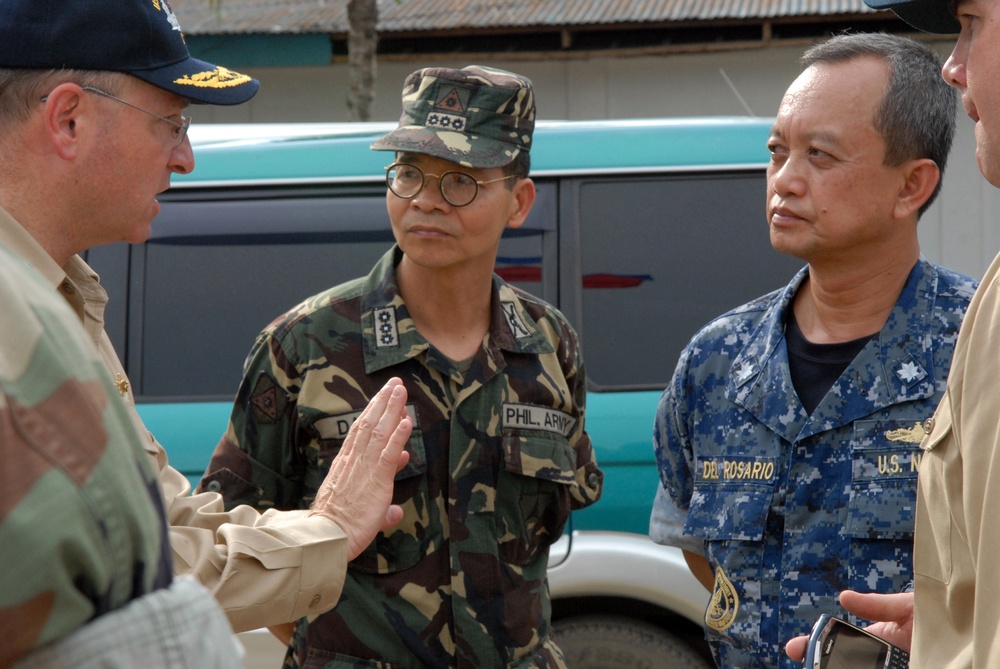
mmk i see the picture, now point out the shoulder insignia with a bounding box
[706,566,739,632]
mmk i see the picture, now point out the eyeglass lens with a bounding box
[386,164,480,206]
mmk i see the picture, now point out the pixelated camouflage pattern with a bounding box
[201,245,602,668]
[371,65,535,169]
[0,244,172,666]
[652,259,977,669]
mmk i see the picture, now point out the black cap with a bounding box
[0,0,259,105]
[864,0,961,34]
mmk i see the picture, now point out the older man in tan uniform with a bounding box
[0,0,411,635]
[786,1,1000,667]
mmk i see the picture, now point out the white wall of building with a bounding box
[194,39,1000,280]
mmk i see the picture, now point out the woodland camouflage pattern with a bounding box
[371,65,535,169]
[201,246,603,668]
[651,259,977,669]
[0,244,172,666]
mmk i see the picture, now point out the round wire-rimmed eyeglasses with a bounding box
[385,162,517,207]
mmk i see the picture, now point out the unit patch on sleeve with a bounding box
[706,566,739,632]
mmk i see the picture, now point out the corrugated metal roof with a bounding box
[172,0,885,35]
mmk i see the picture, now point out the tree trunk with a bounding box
[347,0,378,121]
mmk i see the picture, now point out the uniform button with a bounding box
[61,281,76,295]
[923,418,935,434]
[309,594,322,608]
[205,480,223,493]
[587,472,599,488]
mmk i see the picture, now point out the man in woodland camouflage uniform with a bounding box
[0,242,240,668]
[199,65,603,668]
[650,33,976,669]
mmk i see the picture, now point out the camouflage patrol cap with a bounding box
[371,65,535,169]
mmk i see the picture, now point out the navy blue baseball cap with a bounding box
[864,0,961,34]
[0,0,259,105]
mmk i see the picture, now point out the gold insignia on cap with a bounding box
[173,66,253,89]
[706,566,739,632]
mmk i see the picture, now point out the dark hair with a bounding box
[801,32,957,216]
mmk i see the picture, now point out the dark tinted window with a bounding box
[574,172,802,389]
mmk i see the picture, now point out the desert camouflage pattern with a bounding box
[371,65,535,169]
[201,246,602,668]
[651,259,977,669]
[0,244,172,666]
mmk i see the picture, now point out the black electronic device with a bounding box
[802,614,909,669]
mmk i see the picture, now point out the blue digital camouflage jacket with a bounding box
[651,258,977,669]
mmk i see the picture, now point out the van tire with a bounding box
[554,615,713,669]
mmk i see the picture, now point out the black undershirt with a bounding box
[785,310,877,415]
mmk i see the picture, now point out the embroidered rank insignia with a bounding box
[501,301,531,340]
[173,66,254,90]
[374,307,399,348]
[426,112,467,132]
[894,359,927,385]
[706,566,739,632]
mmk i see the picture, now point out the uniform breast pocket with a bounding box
[307,423,434,575]
[498,429,576,566]
[846,419,924,540]
[686,483,772,652]
[846,419,925,593]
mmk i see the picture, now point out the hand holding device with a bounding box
[802,614,909,669]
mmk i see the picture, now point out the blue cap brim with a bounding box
[131,55,259,106]
[865,0,960,34]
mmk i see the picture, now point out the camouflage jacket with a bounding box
[0,243,173,667]
[651,258,977,669]
[202,246,603,668]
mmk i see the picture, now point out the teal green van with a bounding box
[85,118,801,668]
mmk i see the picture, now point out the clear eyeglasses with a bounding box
[41,85,191,146]
[385,162,517,207]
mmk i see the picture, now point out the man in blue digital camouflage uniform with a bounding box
[650,33,977,669]
[199,65,603,668]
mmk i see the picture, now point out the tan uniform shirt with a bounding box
[913,251,1000,668]
[0,208,349,633]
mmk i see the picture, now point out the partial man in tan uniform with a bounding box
[0,240,239,668]
[0,0,412,635]
[786,1,1000,667]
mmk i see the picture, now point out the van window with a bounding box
[574,172,801,390]
[121,183,557,400]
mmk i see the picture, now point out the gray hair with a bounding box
[0,68,123,124]
[802,32,957,215]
